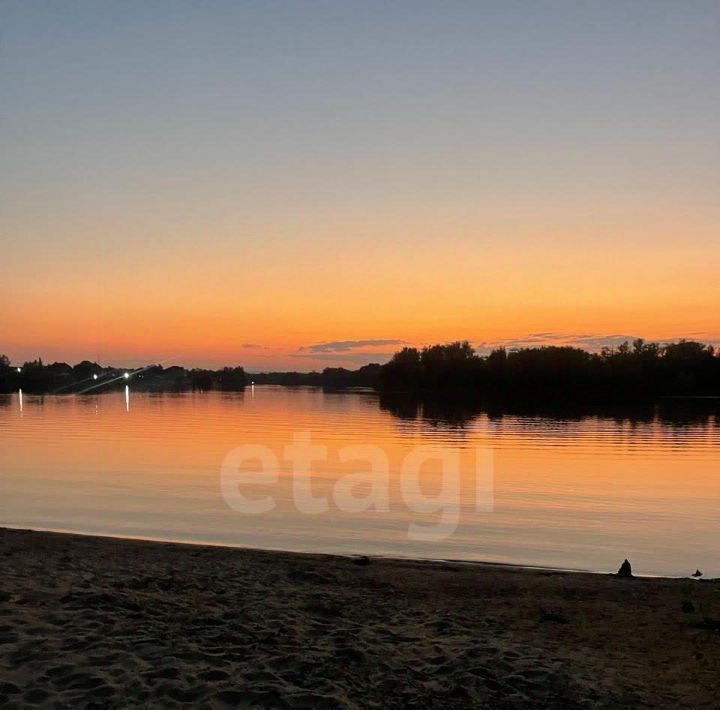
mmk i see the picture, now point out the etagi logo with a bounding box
[221,432,494,541]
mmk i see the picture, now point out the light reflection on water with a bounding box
[0,388,718,576]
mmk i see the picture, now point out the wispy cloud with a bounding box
[476,333,641,353]
[241,343,268,349]
[298,339,407,354]
[289,352,394,363]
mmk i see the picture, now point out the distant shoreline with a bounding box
[3,339,720,400]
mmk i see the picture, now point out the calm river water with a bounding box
[1,387,717,576]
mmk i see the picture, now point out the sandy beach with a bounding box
[0,528,718,708]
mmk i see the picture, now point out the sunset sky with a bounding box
[2,1,718,370]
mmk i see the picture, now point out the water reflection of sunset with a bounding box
[2,389,717,577]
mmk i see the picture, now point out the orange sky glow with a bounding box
[2,2,718,370]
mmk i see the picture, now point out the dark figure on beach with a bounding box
[616,559,633,578]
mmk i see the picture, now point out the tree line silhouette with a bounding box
[2,339,719,401]
[0,357,247,394]
[251,364,381,389]
[378,339,720,400]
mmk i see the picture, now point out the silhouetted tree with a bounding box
[218,366,247,391]
[72,360,103,382]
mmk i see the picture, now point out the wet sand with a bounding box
[0,528,718,708]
